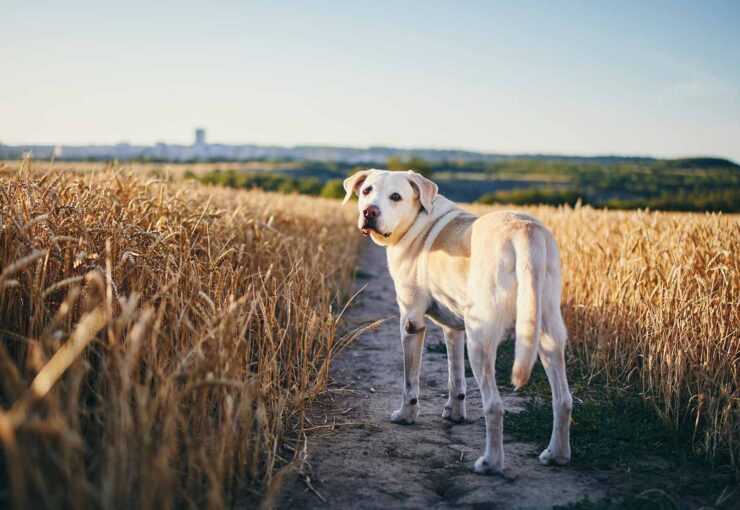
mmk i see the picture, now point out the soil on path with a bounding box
[276,241,613,509]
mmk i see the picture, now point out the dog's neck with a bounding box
[385,195,466,271]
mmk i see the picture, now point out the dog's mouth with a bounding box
[361,224,391,238]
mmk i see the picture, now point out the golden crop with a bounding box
[0,166,360,508]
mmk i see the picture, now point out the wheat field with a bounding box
[0,164,737,509]
[0,164,360,508]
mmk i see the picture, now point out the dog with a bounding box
[342,169,572,474]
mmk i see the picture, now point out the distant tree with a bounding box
[386,156,432,177]
[223,169,237,188]
[320,179,347,199]
[387,156,405,171]
[297,177,323,195]
[278,179,297,194]
[406,156,431,177]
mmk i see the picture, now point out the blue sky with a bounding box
[1,0,739,161]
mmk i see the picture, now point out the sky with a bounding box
[1,0,739,161]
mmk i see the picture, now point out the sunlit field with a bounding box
[0,162,737,508]
[0,164,360,508]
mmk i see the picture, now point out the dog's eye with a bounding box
[390,193,402,202]
[362,186,373,196]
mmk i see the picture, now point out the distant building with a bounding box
[193,129,207,159]
[194,128,206,146]
[152,142,168,159]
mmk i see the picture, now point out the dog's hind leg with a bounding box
[465,308,508,474]
[390,310,426,425]
[441,326,466,423]
[538,294,572,466]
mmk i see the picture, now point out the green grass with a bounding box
[494,339,739,509]
[430,337,738,508]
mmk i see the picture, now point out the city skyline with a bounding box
[2,127,674,163]
[2,1,739,161]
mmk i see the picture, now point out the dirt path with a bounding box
[277,241,612,509]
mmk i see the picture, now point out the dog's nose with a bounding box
[363,205,380,219]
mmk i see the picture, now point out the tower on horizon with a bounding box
[194,128,206,146]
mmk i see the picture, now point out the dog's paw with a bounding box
[538,448,570,466]
[441,401,466,423]
[474,455,503,475]
[390,405,419,425]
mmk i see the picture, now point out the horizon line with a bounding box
[1,138,736,163]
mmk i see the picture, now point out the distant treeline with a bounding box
[473,158,739,212]
[188,170,347,199]
[477,188,739,212]
[190,156,740,212]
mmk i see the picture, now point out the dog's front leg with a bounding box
[390,311,426,425]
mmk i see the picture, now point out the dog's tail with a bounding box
[511,229,545,389]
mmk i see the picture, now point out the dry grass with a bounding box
[470,203,740,468]
[0,164,360,508]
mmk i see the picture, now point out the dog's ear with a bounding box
[342,170,372,205]
[406,170,438,213]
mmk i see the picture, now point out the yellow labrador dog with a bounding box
[342,169,572,475]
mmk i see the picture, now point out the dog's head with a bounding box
[342,169,438,246]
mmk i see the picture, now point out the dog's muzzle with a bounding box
[361,220,390,238]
